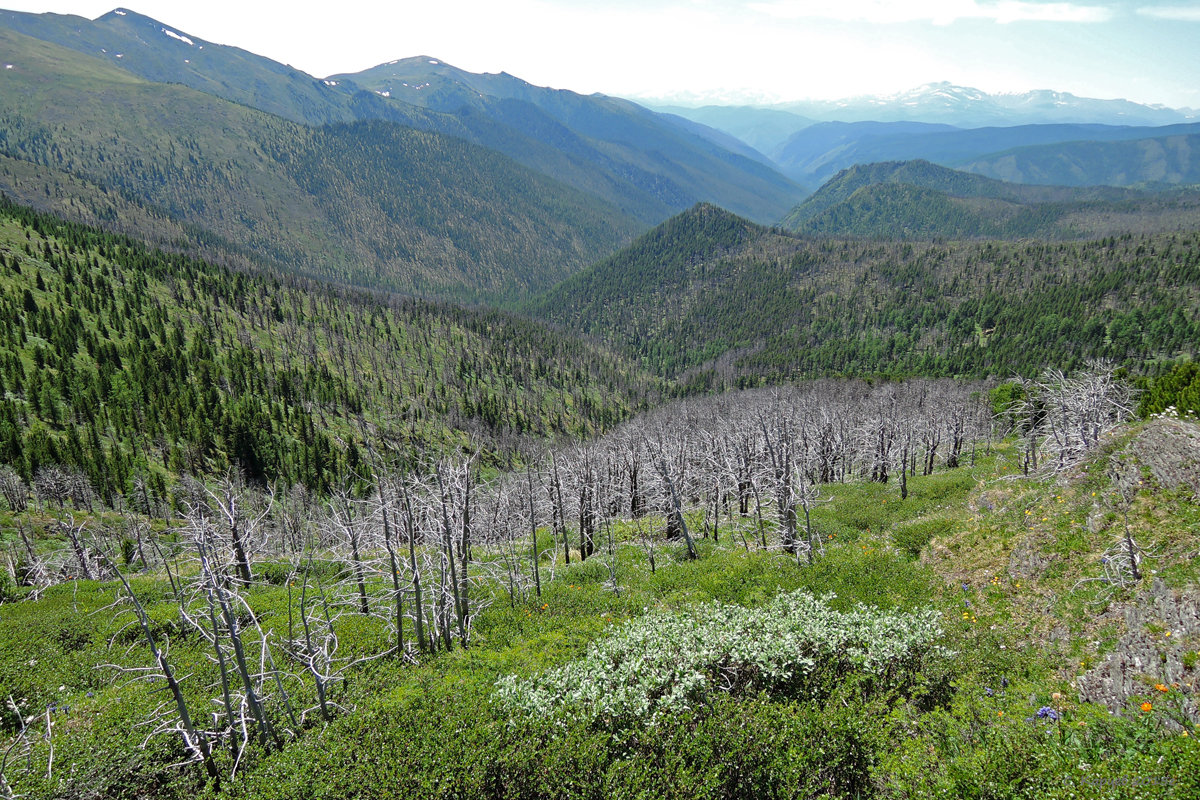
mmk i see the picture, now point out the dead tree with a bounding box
[106,558,220,785]
[325,488,371,616]
[375,477,407,658]
[0,466,28,512]
[435,460,469,647]
[55,514,97,581]
[644,431,698,560]
[760,416,799,555]
[205,477,273,586]
[524,462,542,598]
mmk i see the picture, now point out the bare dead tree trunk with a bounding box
[551,455,570,563]
[526,465,542,598]
[58,515,96,581]
[109,561,219,785]
[400,482,427,654]
[378,480,405,658]
[648,442,697,560]
[436,464,467,647]
[212,481,253,586]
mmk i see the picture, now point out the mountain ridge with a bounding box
[778,160,1200,239]
[0,26,639,301]
[771,81,1198,127]
[0,7,806,225]
[769,120,1200,186]
[526,203,1200,387]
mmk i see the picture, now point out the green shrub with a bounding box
[0,566,15,604]
[495,589,947,728]
[893,516,956,558]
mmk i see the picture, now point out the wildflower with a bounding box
[985,687,994,697]
[1035,706,1060,721]
[962,583,970,592]
[1165,631,1172,637]
[997,711,1004,717]
[1141,702,1153,712]
[1155,684,1168,693]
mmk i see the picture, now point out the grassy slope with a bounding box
[3,420,1200,798]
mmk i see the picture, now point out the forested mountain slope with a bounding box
[527,204,1200,388]
[0,28,643,301]
[335,57,805,222]
[965,133,1200,188]
[0,199,658,506]
[781,160,1200,239]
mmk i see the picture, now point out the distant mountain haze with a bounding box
[660,84,1200,192]
[767,120,1200,188]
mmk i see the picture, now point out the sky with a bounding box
[4,1,1200,107]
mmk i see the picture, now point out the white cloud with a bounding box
[748,0,1114,25]
[1137,5,1200,21]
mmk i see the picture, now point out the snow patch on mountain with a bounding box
[162,28,194,46]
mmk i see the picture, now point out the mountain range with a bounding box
[0,7,807,303]
[781,160,1200,239]
[2,4,1200,347]
[774,82,1198,128]
[0,8,803,227]
[659,82,1199,157]
[659,85,1200,191]
[769,120,1200,186]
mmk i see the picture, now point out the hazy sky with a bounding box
[4,1,1199,107]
